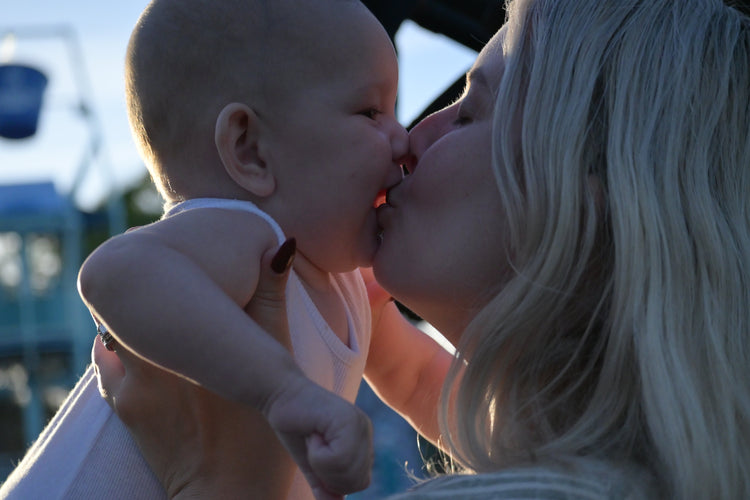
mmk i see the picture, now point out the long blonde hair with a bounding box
[442,0,750,497]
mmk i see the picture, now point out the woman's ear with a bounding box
[215,102,275,197]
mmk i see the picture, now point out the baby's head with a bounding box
[125,0,274,202]
[127,0,407,272]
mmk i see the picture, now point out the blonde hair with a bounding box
[442,0,750,498]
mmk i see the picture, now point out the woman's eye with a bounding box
[453,103,473,126]
[453,113,472,126]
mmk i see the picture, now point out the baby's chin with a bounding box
[370,254,391,289]
[352,234,380,269]
[355,251,377,270]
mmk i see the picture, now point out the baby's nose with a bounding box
[390,121,409,162]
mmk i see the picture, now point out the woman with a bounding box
[98,0,750,498]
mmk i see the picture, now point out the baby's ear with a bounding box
[215,102,275,197]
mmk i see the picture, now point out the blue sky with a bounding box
[0,2,476,211]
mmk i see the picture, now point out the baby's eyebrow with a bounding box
[351,75,397,97]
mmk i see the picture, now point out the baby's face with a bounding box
[261,2,408,274]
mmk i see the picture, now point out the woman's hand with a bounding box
[94,336,298,499]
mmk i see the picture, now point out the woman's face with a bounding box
[374,27,512,342]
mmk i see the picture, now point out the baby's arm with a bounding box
[361,269,454,448]
[78,208,297,407]
[80,208,373,498]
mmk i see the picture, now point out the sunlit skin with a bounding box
[374,27,511,345]
[260,3,408,287]
[362,27,514,448]
[74,2,409,500]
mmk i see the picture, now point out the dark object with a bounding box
[362,0,505,51]
[361,0,505,127]
[0,64,48,139]
[726,0,750,17]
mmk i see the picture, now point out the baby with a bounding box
[0,0,407,499]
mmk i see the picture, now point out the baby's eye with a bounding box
[359,108,381,120]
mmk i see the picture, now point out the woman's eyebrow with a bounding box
[463,67,496,102]
[465,68,490,91]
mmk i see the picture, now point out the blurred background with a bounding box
[0,1,502,497]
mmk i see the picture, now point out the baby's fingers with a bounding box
[308,409,374,495]
[306,434,345,500]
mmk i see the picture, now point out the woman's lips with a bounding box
[376,206,388,244]
[376,193,395,233]
[375,190,390,244]
[375,185,400,243]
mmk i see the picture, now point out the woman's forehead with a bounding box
[470,26,508,89]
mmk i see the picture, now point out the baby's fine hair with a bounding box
[443,1,750,498]
[124,0,276,200]
[125,0,361,202]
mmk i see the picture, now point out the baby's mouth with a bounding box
[374,191,386,244]
[374,189,388,208]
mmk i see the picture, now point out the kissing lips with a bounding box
[375,178,401,243]
[375,189,396,243]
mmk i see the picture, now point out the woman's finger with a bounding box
[91,337,125,403]
[246,238,296,350]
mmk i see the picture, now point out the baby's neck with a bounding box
[292,255,350,347]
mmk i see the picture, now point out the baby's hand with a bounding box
[264,377,374,500]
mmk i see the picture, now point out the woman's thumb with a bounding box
[269,238,296,275]
[247,238,296,350]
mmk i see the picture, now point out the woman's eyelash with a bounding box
[454,111,472,126]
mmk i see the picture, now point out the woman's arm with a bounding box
[361,268,454,448]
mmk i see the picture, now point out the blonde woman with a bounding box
[96,0,750,498]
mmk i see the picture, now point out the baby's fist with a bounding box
[264,378,373,499]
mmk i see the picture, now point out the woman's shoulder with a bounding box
[386,459,657,500]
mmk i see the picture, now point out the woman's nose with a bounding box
[407,104,456,171]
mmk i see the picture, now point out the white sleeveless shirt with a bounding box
[167,198,372,499]
[167,198,371,403]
